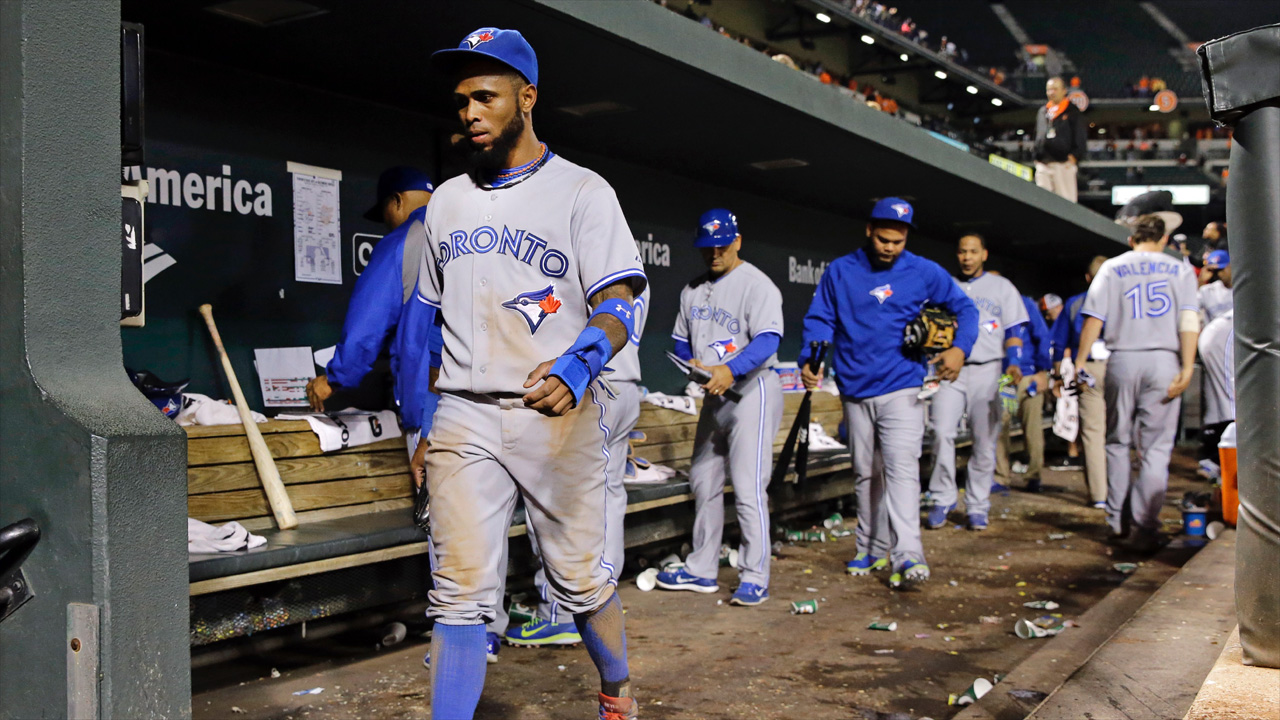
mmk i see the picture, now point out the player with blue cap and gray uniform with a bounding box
[656,209,785,606]
[926,233,1029,532]
[1073,214,1199,551]
[799,198,978,589]
[1198,249,1233,322]
[406,27,646,720]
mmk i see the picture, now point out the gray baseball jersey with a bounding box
[1198,281,1233,323]
[675,261,784,587]
[1198,309,1235,426]
[955,272,1029,364]
[415,152,647,627]
[1082,250,1198,353]
[415,153,646,395]
[673,261,784,374]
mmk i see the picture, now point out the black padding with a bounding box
[1198,24,1280,124]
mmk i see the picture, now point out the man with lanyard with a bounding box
[799,198,978,589]
[1051,255,1110,509]
[926,234,1028,532]
[997,293,1054,492]
[1033,77,1087,202]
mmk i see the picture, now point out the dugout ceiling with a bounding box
[121,0,1128,263]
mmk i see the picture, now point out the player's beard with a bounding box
[466,111,526,178]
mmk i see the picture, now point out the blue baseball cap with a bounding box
[869,197,915,227]
[431,27,538,86]
[1205,249,1230,270]
[364,166,435,222]
[694,209,740,248]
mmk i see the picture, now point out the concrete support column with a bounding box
[0,1,191,717]
[1198,25,1280,669]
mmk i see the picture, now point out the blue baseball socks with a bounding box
[573,592,632,698]
[430,622,487,719]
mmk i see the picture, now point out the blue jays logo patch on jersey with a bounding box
[982,319,1000,334]
[708,337,738,360]
[870,284,893,304]
[464,30,496,48]
[502,284,561,334]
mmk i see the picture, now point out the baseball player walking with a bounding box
[1050,256,1111,507]
[800,198,978,588]
[1197,249,1233,322]
[996,294,1053,492]
[655,209,784,606]
[1197,308,1234,478]
[410,28,647,719]
[1073,215,1199,551]
[927,235,1028,531]
[510,285,650,646]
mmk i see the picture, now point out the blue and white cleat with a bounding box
[729,582,769,606]
[505,618,582,647]
[926,503,955,529]
[654,567,718,593]
[846,553,888,576]
[422,631,502,669]
[889,559,931,589]
[968,513,989,531]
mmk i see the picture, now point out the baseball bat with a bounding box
[773,341,830,484]
[198,304,298,530]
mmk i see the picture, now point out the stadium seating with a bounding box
[1153,1,1280,44]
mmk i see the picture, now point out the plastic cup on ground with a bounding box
[636,568,659,592]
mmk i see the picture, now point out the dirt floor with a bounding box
[192,450,1209,720]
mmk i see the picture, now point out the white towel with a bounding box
[176,393,268,427]
[643,392,698,416]
[806,422,846,450]
[188,518,267,554]
[626,462,679,484]
[275,408,402,452]
[1053,358,1080,442]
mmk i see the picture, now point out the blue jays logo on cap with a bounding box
[502,284,560,334]
[694,208,740,248]
[870,284,893,304]
[708,337,739,360]
[464,30,496,48]
[869,197,915,227]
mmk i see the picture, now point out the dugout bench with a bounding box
[187,392,1019,646]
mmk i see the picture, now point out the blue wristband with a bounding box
[1005,345,1023,371]
[549,326,612,404]
[590,298,636,340]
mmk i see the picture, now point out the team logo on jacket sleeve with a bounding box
[502,284,560,333]
[708,337,738,360]
[982,319,1000,334]
[870,284,893,304]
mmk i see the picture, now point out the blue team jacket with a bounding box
[1049,291,1100,364]
[798,248,979,400]
[1014,295,1053,375]
[326,206,441,431]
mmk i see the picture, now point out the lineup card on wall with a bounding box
[289,161,343,285]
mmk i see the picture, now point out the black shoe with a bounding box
[1024,478,1042,493]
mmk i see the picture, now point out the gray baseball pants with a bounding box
[929,361,1003,516]
[408,428,510,636]
[532,380,637,622]
[424,387,616,626]
[685,371,784,587]
[1104,351,1181,534]
[844,387,927,567]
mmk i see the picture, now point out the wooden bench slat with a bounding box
[182,419,314,438]
[189,474,414,523]
[187,433,406,466]
[189,451,410,495]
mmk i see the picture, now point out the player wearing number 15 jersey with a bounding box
[1074,215,1199,552]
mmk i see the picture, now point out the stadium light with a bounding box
[966,85,978,94]
[934,70,947,79]
[860,34,875,45]
[990,98,1003,106]
[1099,128,1107,135]
[816,12,831,23]
[1149,104,1160,111]
[900,53,909,61]
[1016,128,1025,136]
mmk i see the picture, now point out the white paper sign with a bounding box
[254,346,316,408]
[290,163,342,285]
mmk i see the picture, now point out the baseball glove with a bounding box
[903,306,958,354]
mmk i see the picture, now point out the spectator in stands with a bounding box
[1070,76,1081,88]
[1033,77,1087,203]
[1137,75,1151,97]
